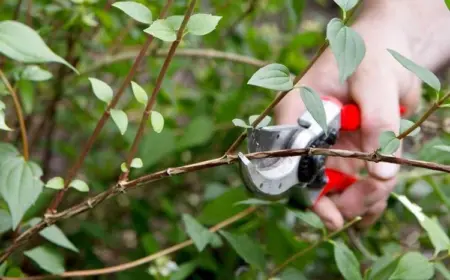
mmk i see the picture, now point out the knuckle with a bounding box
[362,113,397,133]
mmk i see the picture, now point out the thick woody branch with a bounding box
[1,147,448,262]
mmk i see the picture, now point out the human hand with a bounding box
[275,6,428,230]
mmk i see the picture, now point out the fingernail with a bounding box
[369,162,399,180]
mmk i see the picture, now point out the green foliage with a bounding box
[24,246,65,274]
[333,0,358,12]
[0,156,43,229]
[88,77,113,104]
[45,177,64,190]
[110,109,128,135]
[247,63,294,91]
[0,21,77,73]
[27,218,79,253]
[291,210,324,229]
[220,230,265,270]
[232,115,272,128]
[182,213,216,252]
[333,241,363,280]
[389,252,434,280]
[69,179,89,192]
[299,86,328,133]
[388,49,441,92]
[378,131,400,154]
[20,65,53,81]
[326,18,365,83]
[0,209,12,234]
[112,1,153,24]
[131,81,148,105]
[186,14,222,36]
[150,111,164,133]
[434,145,450,152]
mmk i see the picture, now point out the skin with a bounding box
[275,0,450,230]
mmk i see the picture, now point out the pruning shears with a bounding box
[238,96,406,208]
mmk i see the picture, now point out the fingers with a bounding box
[350,65,402,180]
[312,196,344,231]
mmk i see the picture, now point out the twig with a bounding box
[223,1,362,155]
[45,0,174,213]
[1,146,448,263]
[3,207,256,279]
[26,0,33,26]
[78,48,267,77]
[0,69,29,160]
[397,92,450,139]
[120,0,197,180]
[269,216,362,277]
[13,0,23,20]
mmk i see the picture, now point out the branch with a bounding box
[45,0,174,213]
[3,207,256,279]
[223,1,362,155]
[120,0,197,180]
[79,48,267,75]
[1,146,448,262]
[0,69,29,160]
[397,92,450,139]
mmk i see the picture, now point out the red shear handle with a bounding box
[312,99,407,206]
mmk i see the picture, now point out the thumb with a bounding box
[350,72,401,180]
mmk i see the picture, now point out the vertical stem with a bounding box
[46,0,175,213]
[120,0,197,181]
[0,69,29,160]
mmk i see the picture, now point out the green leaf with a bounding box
[182,214,215,252]
[292,210,324,229]
[170,261,198,280]
[446,0,450,10]
[333,241,363,280]
[0,157,43,229]
[0,111,12,131]
[248,115,272,128]
[232,118,251,128]
[144,16,182,42]
[110,109,128,135]
[387,49,441,92]
[389,252,434,280]
[88,77,113,104]
[400,119,420,137]
[0,209,12,234]
[150,111,164,133]
[0,100,5,110]
[0,21,78,73]
[280,267,308,280]
[0,143,19,164]
[395,194,450,256]
[247,63,293,91]
[327,18,366,83]
[220,231,265,270]
[434,145,450,152]
[131,81,148,105]
[24,246,65,274]
[300,86,328,134]
[333,0,358,11]
[45,177,64,190]
[28,218,79,253]
[0,261,7,276]
[178,116,214,149]
[186,14,222,36]
[131,157,143,168]
[378,131,400,154]
[198,188,248,225]
[21,65,53,81]
[69,179,89,192]
[367,255,400,280]
[112,1,152,24]
[120,162,128,172]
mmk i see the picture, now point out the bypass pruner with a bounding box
[238,96,406,208]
